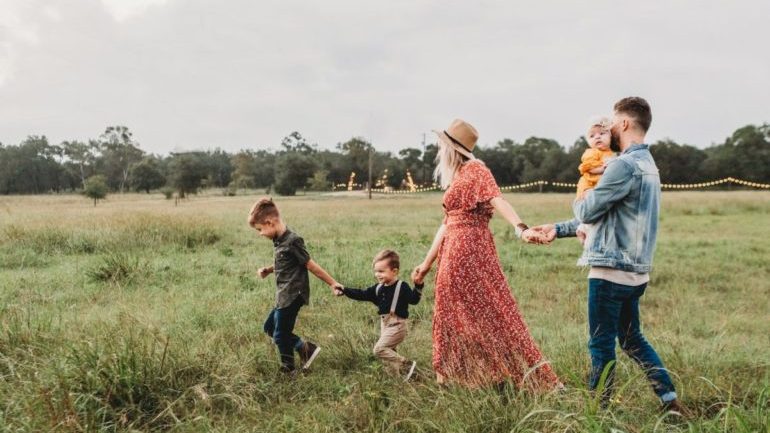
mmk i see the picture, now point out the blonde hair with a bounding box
[248,197,280,226]
[433,139,474,189]
[586,115,612,136]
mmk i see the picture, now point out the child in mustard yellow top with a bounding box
[577,117,616,198]
[576,117,616,250]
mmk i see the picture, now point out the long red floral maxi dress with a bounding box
[432,159,560,389]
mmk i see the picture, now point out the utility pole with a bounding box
[421,133,426,185]
[368,145,373,200]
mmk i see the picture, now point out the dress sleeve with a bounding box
[468,161,501,204]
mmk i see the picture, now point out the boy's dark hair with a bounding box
[248,197,280,226]
[373,249,400,270]
[614,97,652,132]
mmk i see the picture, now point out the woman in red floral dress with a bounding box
[412,119,561,389]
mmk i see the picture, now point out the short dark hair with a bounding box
[373,249,400,270]
[614,97,652,132]
[248,197,280,226]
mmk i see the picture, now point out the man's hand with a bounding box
[257,267,273,279]
[521,228,549,244]
[576,228,587,245]
[528,224,556,244]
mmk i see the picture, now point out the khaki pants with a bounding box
[373,315,408,375]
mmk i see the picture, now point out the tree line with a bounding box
[1,124,768,197]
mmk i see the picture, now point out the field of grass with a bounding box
[1,191,768,432]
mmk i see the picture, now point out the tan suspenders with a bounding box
[376,280,403,315]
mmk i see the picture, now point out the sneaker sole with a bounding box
[302,347,321,370]
[405,361,417,382]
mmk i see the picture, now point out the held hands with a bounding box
[331,282,344,296]
[257,267,273,279]
[411,262,431,285]
[520,228,549,245]
[525,224,556,245]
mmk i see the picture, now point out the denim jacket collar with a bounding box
[622,143,648,155]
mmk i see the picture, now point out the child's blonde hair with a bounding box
[586,116,612,137]
[248,197,280,226]
[373,249,400,270]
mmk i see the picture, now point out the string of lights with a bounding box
[366,177,770,194]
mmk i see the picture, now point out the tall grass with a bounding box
[0,191,767,431]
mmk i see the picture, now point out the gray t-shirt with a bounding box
[272,227,310,308]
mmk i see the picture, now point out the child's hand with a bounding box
[331,282,344,296]
[257,267,272,279]
[412,264,430,285]
[576,189,592,201]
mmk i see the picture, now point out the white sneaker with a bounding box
[404,361,417,382]
[300,342,321,370]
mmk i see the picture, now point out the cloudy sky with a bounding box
[1,0,768,154]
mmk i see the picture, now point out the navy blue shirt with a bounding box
[343,280,423,319]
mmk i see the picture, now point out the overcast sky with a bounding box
[1,0,768,155]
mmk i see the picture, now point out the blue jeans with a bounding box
[263,296,305,370]
[588,278,676,403]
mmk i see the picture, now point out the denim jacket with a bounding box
[555,144,660,273]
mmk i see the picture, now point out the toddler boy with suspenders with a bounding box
[336,249,423,380]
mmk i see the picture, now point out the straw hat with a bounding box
[433,119,478,159]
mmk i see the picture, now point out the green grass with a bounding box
[0,191,768,432]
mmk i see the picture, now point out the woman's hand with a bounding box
[521,228,550,245]
[412,262,431,285]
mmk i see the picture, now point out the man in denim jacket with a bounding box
[533,97,685,414]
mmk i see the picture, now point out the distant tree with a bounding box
[722,124,770,182]
[231,150,275,188]
[380,153,406,188]
[516,137,567,184]
[98,126,144,192]
[83,175,108,206]
[0,136,64,194]
[308,169,331,191]
[281,131,316,155]
[399,147,425,184]
[274,152,316,195]
[61,140,97,189]
[168,152,208,198]
[129,157,166,193]
[650,139,707,183]
[203,149,233,187]
[698,124,770,182]
[422,143,439,185]
[316,150,352,186]
[476,139,521,185]
[337,137,373,177]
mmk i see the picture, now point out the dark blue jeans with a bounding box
[588,278,676,402]
[263,296,305,370]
